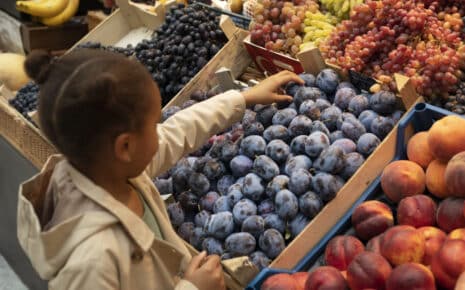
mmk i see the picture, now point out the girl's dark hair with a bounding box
[25,49,157,165]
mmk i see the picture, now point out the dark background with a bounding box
[0,136,46,290]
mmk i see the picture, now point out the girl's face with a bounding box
[128,82,162,177]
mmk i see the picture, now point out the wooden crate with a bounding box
[0,86,56,169]
[71,0,167,49]
[20,19,89,54]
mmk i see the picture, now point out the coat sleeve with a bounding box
[48,255,119,290]
[146,90,246,178]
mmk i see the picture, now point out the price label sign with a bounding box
[348,70,377,92]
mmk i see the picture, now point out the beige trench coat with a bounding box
[17,91,245,290]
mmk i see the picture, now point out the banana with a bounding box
[349,0,356,10]
[16,0,69,18]
[341,1,350,14]
[41,0,79,26]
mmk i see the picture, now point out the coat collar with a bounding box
[64,160,155,252]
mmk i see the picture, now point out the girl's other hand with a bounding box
[184,251,225,290]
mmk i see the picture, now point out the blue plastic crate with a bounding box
[246,103,462,290]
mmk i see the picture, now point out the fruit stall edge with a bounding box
[246,102,462,289]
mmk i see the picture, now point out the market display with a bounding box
[320,0,465,100]
[155,68,404,269]
[8,3,227,119]
[249,0,332,57]
[259,114,465,289]
[7,0,465,287]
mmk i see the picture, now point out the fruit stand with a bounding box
[2,0,465,289]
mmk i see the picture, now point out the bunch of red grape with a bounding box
[321,0,465,99]
[250,0,320,57]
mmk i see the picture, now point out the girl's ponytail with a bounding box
[24,50,53,85]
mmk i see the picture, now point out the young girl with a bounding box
[17,48,302,290]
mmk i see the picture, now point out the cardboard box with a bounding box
[71,0,170,49]
[243,35,305,74]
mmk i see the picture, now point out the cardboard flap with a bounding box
[395,73,419,110]
[220,15,238,40]
[221,256,259,287]
[296,44,326,76]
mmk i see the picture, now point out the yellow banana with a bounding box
[333,0,343,15]
[341,1,350,14]
[16,0,68,18]
[41,0,79,26]
[349,0,356,10]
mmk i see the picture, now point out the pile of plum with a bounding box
[155,68,404,270]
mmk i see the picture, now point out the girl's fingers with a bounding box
[274,71,304,85]
[185,251,207,275]
[272,93,293,103]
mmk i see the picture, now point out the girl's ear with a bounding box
[114,133,132,163]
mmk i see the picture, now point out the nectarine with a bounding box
[352,200,394,241]
[427,115,465,162]
[426,159,450,198]
[407,131,434,169]
[380,225,425,266]
[324,235,365,271]
[397,195,437,228]
[381,160,425,203]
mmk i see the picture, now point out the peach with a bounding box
[385,263,436,290]
[346,251,392,290]
[304,266,348,290]
[436,197,465,233]
[427,115,465,162]
[448,228,465,241]
[324,235,365,271]
[397,195,437,228]
[340,270,347,280]
[351,200,394,241]
[407,131,435,169]
[292,272,308,290]
[417,226,447,265]
[262,273,298,290]
[381,160,426,203]
[380,225,425,266]
[366,234,383,254]
[431,239,465,289]
[456,271,465,290]
[445,152,465,198]
[426,159,451,198]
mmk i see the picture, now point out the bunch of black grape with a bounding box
[9,82,39,124]
[444,82,465,115]
[75,42,134,57]
[134,4,227,105]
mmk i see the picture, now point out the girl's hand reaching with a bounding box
[241,70,304,107]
